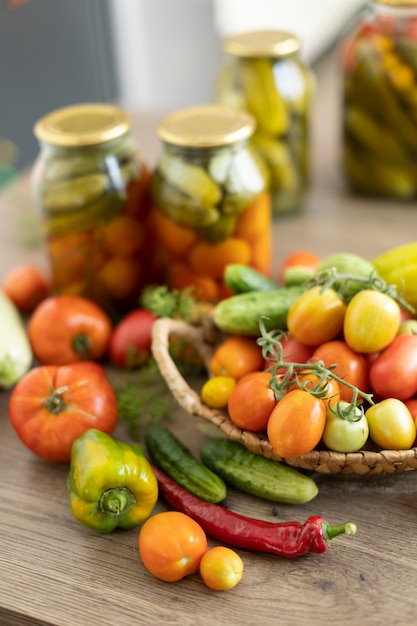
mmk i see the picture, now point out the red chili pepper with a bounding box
[152,465,357,558]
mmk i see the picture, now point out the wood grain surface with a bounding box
[1,50,417,626]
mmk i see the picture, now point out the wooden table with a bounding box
[1,50,417,626]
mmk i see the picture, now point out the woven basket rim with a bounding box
[151,317,417,475]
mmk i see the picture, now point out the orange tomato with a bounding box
[228,371,276,431]
[267,389,327,458]
[199,546,244,591]
[97,256,143,300]
[287,286,347,346]
[138,511,208,582]
[209,336,264,380]
[167,262,219,302]
[188,238,251,280]
[152,209,198,257]
[97,214,144,256]
[277,250,320,285]
[1,263,50,313]
[311,340,370,403]
[291,371,341,409]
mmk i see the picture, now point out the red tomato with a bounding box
[109,308,156,368]
[311,340,370,403]
[267,389,327,458]
[369,334,417,401]
[28,295,112,365]
[139,511,208,582]
[227,371,277,432]
[8,362,118,462]
[405,398,417,420]
[263,333,315,373]
[2,263,50,313]
[277,250,320,285]
[287,286,346,346]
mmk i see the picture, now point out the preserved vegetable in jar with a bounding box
[32,103,158,319]
[150,105,272,302]
[215,30,314,217]
[342,0,417,199]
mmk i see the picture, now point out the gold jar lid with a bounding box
[374,0,417,5]
[157,105,256,148]
[222,30,300,59]
[33,103,131,147]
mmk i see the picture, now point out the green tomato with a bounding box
[343,290,401,353]
[365,398,416,450]
[397,319,417,336]
[322,401,369,453]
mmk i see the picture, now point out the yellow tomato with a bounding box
[201,376,236,409]
[343,290,400,353]
[365,398,416,450]
[199,546,244,591]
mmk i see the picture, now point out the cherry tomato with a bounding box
[201,376,236,409]
[311,340,369,403]
[28,295,112,365]
[322,401,369,453]
[138,511,208,582]
[343,290,401,354]
[209,335,264,381]
[397,319,417,335]
[405,398,417,420]
[2,263,50,313]
[277,250,320,285]
[199,546,244,591]
[365,398,416,450]
[227,371,276,432]
[109,308,156,368]
[369,334,417,401]
[263,333,315,373]
[267,389,327,458]
[8,362,118,462]
[290,372,341,409]
[287,286,346,346]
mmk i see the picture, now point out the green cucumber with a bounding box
[200,439,318,504]
[213,285,305,336]
[144,424,227,503]
[224,264,279,294]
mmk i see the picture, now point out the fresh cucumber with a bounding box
[200,439,318,504]
[144,424,227,503]
[213,285,305,336]
[224,264,278,294]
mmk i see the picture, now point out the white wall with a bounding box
[109,0,364,110]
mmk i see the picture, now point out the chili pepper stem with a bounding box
[323,521,357,542]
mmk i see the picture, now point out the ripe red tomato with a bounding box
[28,295,112,365]
[287,286,346,346]
[109,308,156,368]
[369,334,417,401]
[2,263,50,313]
[227,371,277,432]
[311,340,369,403]
[267,389,327,458]
[8,362,118,462]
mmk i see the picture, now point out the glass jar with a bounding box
[342,0,417,199]
[32,103,158,319]
[150,105,271,302]
[215,30,314,217]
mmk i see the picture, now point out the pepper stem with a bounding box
[323,521,357,542]
[99,487,136,518]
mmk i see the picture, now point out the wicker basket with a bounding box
[151,317,417,475]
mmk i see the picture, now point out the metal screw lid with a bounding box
[222,30,301,59]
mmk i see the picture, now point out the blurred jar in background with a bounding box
[342,0,417,200]
[150,105,271,302]
[215,30,314,217]
[32,103,158,319]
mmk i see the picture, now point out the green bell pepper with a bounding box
[67,429,158,533]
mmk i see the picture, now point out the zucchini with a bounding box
[144,424,227,503]
[200,439,318,504]
[213,285,305,336]
[224,264,278,294]
[0,289,33,388]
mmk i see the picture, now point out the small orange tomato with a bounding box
[267,389,327,458]
[292,372,341,409]
[287,286,346,346]
[2,263,50,313]
[209,335,264,380]
[228,371,277,432]
[138,511,208,582]
[278,250,320,285]
[199,546,244,591]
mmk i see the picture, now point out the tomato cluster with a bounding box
[203,286,417,456]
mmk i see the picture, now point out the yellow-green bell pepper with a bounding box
[67,429,158,533]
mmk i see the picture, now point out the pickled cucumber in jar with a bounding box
[215,30,313,216]
[150,105,272,302]
[341,0,417,200]
[32,103,158,320]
